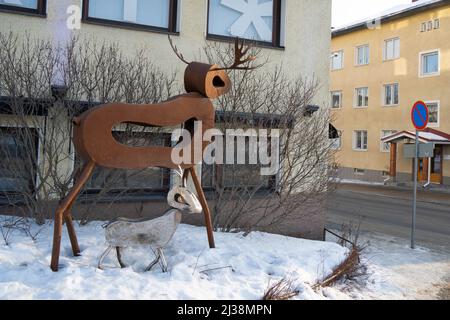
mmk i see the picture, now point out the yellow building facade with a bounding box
[330,0,450,187]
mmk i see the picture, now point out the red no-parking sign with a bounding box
[411,101,429,131]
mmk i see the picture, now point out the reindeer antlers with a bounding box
[168,35,258,71]
[212,38,258,71]
[168,35,190,65]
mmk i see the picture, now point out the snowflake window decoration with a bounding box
[209,0,274,43]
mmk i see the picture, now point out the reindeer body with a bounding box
[72,93,215,170]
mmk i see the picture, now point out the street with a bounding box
[326,183,450,251]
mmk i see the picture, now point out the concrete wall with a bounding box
[330,4,450,182]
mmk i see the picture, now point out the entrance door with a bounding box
[416,145,443,184]
[430,145,443,184]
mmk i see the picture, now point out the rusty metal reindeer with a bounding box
[50,37,257,271]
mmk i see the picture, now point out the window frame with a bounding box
[425,100,440,128]
[81,0,180,34]
[419,49,440,77]
[330,131,342,150]
[434,19,440,29]
[331,50,344,71]
[354,87,369,108]
[380,130,398,153]
[330,90,342,109]
[382,83,399,107]
[206,0,284,48]
[355,44,369,66]
[353,130,368,151]
[0,0,46,16]
[0,125,40,198]
[383,37,400,61]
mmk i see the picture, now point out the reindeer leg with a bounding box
[158,248,168,273]
[188,167,216,248]
[116,247,126,268]
[50,161,96,272]
[98,246,113,270]
[145,248,160,272]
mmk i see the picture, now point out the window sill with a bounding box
[353,106,369,109]
[382,104,399,107]
[0,7,46,18]
[331,107,342,110]
[82,17,179,36]
[331,68,344,72]
[354,63,369,67]
[206,34,285,51]
[353,149,368,152]
[383,57,400,62]
[419,72,440,78]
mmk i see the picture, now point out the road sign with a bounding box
[411,101,429,131]
[403,143,434,158]
[410,100,429,250]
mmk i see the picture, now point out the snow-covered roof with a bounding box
[382,129,450,144]
[333,0,449,36]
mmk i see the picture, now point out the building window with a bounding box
[434,19,440,29]
[420,50,439,76]
[82,0,179,33]
[426,101,439,127]
[202,132,277,192]
[331,50,344,70]
[0,0,46,15]
[380,130,398,152]
[207,0,284,47]
[0,127,38,197]
[330,91,342,109]
[353,168,365,175]
[355,87,369,108]
[383,38,400,61]
[383,83,399,106]
[355,44,369,66]
[421,22,427,32]
[81,131,171,194]
[353,130,368,151]
[421,19,440,32]
[330,132,342,150]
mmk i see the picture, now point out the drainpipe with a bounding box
[423,157,432,188]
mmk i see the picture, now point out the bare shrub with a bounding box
[262,277,299,300]
[0,31,177,226]
[316,222,369,290]
[201,41,336,234]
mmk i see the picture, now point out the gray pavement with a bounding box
[326,183,450,251]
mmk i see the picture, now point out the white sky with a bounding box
[332,0,414,28]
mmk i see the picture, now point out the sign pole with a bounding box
[411,130,419,249]
[410,100,428,250]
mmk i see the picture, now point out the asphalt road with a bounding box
[326,184,450,251]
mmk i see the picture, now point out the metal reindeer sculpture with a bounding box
[98,169,203,272]
[50,37,257,272]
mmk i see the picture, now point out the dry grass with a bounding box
[262,278,299,300]
[313,245,362,290]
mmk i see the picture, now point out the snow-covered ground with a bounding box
[324,232,450,300]
[0,217,448,300]
[0,218,348,300]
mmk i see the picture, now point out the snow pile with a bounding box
[0,218,348,300]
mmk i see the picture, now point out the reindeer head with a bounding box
[169,36,258,99]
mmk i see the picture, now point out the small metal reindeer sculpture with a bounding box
[50,37,257,272]
[98,169,202,272]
